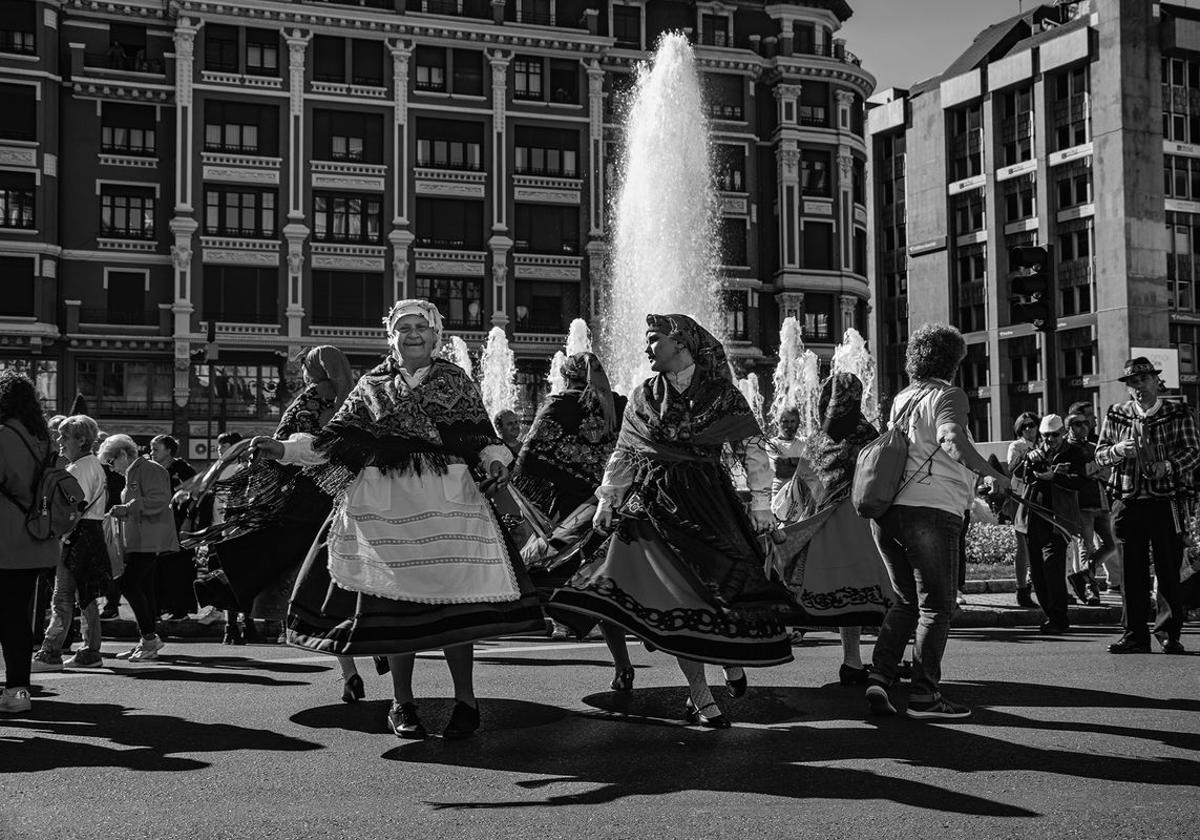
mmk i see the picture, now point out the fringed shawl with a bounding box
[512,390,626,521]
[307,356,500,496]
[275,383,339,441]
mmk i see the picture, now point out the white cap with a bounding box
[1039,414,1064,434]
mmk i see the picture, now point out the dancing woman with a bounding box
[509,351,635,690]
[254,299,544,740]
[770,372,896,685]
[551,314,792,727]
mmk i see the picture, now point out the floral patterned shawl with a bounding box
[808,372,878,510]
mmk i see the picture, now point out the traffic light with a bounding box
[1008,245,1053,331]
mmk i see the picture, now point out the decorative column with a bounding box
[840,293,858,337]
[776,139,801,270]
[388,234,413,302]
[777,291,804,323]
[283,30,311,341]
[487,50,513,327]
[836,149,854,271]
[585,240,607,321]
[584,58,604,236]
[170,19,200,413]
[388,40,412,226]
[172,21,198,215]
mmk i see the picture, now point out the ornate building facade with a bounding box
[0,0,872,454]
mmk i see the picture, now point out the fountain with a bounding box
[599,33,723,394]
[831,327,880,424]
[735,370,766,430]
[438,335,474,378]
[546,318,593,395]
[479,326,517,419]
[769,316,821,438]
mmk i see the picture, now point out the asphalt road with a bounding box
[2,626,1198,840]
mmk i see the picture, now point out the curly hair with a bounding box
[0,370,50,440]
[905,324,967,382]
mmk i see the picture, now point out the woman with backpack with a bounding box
[0,371,61,715]
[30,415,110,672]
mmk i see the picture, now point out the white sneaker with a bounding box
[30,651,63,673]
[196,605,223,626]
[114,645,140,660]
[0,687,32,715]
[129,636,164,662]
[63,650,104,669]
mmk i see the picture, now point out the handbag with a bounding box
[851,386,935,519]
[103,514,126,579]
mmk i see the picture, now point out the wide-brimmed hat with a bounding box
[1118,356,1162,383]
[1039,414,1065,434]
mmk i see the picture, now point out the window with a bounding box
[245,29,279,76]
[1052,66,1090,151]
[514,57,543,100]
[706,73,744,121]
[715,144,745,192]
[0,256,34,316]
[101,271,152,325]
[1058,226,1091,262]
[954,245,987,333]
[203,265,279,323]
[0,171,35,230]
[853,229,867,275]
[351,39,383,86]
[100,188,155,239]
[452,50,484,96]
[718,217,747,266]
[722,290,748,340]
[999,85,1034,166]
[515,204,579,255]
[416,277,484,329]
[313,193,383,243]
[204,101,279,155]
[852,158,865,205]
[549,59,579,104]
[793,23,818,55]
[803,293,833,341]
[952,190,985,235]
[190,363,282,420]
[313,110,383,163]
[799,81,828,126]
[77,359,173,417]
[311,270,384,326]
[1057,171,1092,208]
[415,46,446,91]
[0,1,36,55]
[519,0,552,25]
[702,14,729,47]
[417,117,484,171]
[1054,65,1088,101]
[1004,181,1036,222]
[313,35,345,83]
[1167,211,1200,313]
[101,103,156,155]
[415,198,485,250]
[801,149,831,197]
[612,5,641,48]
[949,102,983,180]
[802,222,835,271]
[205,24,239,72]
[515,280,581,333]
[0,83,36,142]
[204,187,277,237]
[514,126,578,176]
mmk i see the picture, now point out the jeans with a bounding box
[39,559,102,655]
[1024,525,1070,628]
[1078,508,1120,586]
[0,568,40,688]
[120,552,159,637]
[1111,498,1185,644]
[869,505,963,700]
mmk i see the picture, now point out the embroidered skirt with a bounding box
[770,497,896,626]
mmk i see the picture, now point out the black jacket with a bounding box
[1013,440,1087,536]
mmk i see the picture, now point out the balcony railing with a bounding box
[514,88,544,101]
[313,0,393,7]
[415,236,484,250]
[519,10,554,26]
[203,141,273,155]
[99,226,156,240]
[80,308,160,326]
[309,314,380,327]
[203,312,279,325]
[513,239,580,255]
[416,155,484,172]
[83,52,166,75]
[513,165,578,178]
[0,30,35,55]
[414,77,447,92]
[351,74,384,87]
[203,227,276,239]
[87,398,174,418]
[707,104,744,121]
[311,230,384,244]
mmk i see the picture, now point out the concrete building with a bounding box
[867,0,1192,442]
[0,0,872,453]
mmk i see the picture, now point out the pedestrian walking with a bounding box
[1095,357,1199,654]
[1066,412,1116,603]
[552,314,793,728]
[1007,412,1041,608]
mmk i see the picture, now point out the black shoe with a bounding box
[1085,597,1102,607]
[1066,572,1090,604]
[222,625,244,646]
[1155,632,1186,655]
[725,670,748,698]
[895,660,913,681]
[373,656,391,676]
[443,701,481,740]
[99,605,119,620]
[241,618,261,643]
[839,663,870,685]
[1107,637,1151,654]
[341,673,365,704]
[610,666,635,692]
[1016,587,1036,608]
[388,702,427,739]
[1039,621,1068,635]
[865,683,897,716]
[684,699,731,729]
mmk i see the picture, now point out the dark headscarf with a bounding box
[819,372,866,443]
[645,313,733,384]
[807,372,878,509]
[561,351,617,436]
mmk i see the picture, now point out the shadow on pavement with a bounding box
[370,680,1199,817]
[0,696,322,773]
[290,697,572,737]
[474,657,620,668]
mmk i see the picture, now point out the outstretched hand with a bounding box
[250,436,285,462]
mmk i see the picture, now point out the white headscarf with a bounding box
[383,299,444,351]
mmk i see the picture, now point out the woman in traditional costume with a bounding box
[551,314,792,728]
[253,300,544,740]
[770,372,896,685]
[508,351,635,690]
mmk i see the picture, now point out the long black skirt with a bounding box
[287,516,546,656]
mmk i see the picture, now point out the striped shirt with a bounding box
[1095,399,1200,500]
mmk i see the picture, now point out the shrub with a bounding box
[966,522,1016,565]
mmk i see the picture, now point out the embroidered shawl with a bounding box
[308,356,499,494]
[807,372,878,510]
[275,384,339,441]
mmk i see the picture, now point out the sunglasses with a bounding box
[1042,431,1062,438]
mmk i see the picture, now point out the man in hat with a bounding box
[1012,414,1087,633]
[1096,357,1199,654]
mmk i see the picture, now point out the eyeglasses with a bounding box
[1042,431,1062,438]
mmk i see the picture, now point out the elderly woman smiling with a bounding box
[253,299,543,741]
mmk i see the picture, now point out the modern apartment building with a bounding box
[0,0,872,452]
[868,0,1191,442]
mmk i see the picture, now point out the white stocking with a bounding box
[677,656,718,713]
[336,656,358,680]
